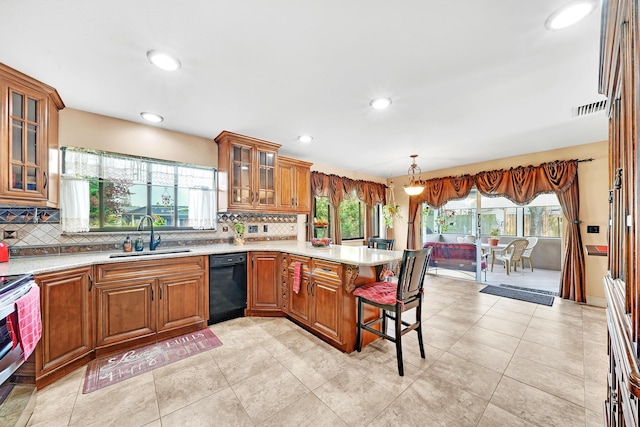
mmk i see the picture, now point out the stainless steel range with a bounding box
[0,274,37,385]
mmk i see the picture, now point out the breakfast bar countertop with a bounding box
[0,240,404,277]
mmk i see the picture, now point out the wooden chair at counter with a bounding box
[354,247,432,376]
[367,238,396,280]
[367,238,395,250]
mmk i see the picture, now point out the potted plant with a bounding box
[233,222,245,246]
[382,203,402,228]
[488,227,500,246]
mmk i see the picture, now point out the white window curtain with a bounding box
[60,176,90,232]
[187,188,216,229]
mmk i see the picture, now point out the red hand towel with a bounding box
[293,261,302,294]
[14,286,42,361]
[6,311,19,350]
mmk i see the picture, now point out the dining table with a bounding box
[481,243,508,271]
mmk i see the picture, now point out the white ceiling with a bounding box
[0,0,607,178]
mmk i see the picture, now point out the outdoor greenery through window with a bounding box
[313,195,369,241]
[61,147,217,231]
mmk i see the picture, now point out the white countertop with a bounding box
[0,241,404,276]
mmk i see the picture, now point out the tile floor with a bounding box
[13,273,608,426]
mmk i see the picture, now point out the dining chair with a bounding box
[520,237,539,271]
[491,238,529,275]
[367,238,395,250]
[354,247,432,376]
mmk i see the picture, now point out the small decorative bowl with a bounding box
[311,238,331,248]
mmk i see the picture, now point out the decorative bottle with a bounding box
[123,235,132,252]
[135,235,144,251]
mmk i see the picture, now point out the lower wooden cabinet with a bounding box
[285,256,343,345]
[94,256,208,355]
[247,252,283,315]
[35,266,94,388]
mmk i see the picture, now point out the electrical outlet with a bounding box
[263,225,268,232]
[248,225,258,233]
[587,225,600,233]
[3,230,17,239]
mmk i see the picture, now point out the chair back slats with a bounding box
[396,247,432,300]
[508,239,530,261]
[367,238,396,251]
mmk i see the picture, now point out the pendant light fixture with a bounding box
[403,154,425,196]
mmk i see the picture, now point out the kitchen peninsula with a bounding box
[3,241,402,388]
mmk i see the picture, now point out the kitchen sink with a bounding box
[109,248,192,258]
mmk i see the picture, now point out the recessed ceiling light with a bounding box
[298,135,313,143]
[147,50,181,71]
[545,0,597,30]
[370,98,392,110]
[140,112,164,123]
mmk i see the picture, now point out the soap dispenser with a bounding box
[135,234,144,251]
[123,235,132,252]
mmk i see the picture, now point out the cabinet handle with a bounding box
[159,285,163,300]
[43,172,48,189]
[151,288,154,301]
[306,281,311,295]
[311,282,315,296]
[291,197,295,206]
[252,257,254,269]
[88,274,93,291]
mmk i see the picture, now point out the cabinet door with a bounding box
[293,164,311,212]
[95,279,156,347]
[0,64,63,207]
[158,273,207,332]
[229,142,254,210]
[36,267,93,379]
[249,252,281,312]
[277,162,295,211]
[287,256,311,324]
[255,147,277,209]
[310,279,342,343]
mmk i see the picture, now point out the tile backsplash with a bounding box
[0,207,303,257]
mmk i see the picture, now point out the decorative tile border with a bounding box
[0,206,60,224]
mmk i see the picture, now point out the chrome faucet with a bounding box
[137,215,162,251]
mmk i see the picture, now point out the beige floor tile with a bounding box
[521,323,584,352]
[514,339,584,377]
[448,335,514,373]
[154,354,229,416]
[313,369,395,426]
[462,325,521,353]
[69,371,160,426]
[484,306,533,325]
[141,420,162,427]
[232,363,309,424]
[161,387,252,427]
[475,315,528,338]
[493,298,538,315]
[259,392,347,427]
[491,376,586,427]
[423,314,474,336]
[586,408,605,427]
[27,415,71,427]
[584,379,607,415]
[477,403,536,427]
[259,328,321,360]
[26,389,75,426]
[436,306,484,324]
[3,386,37,427]
[533,305,583,326]
[505,355,585,406]
[213,341,280,385]
[428,351,503,399]
[278,343,347,390]
[528,316,584,337]
[397,368,490,426]
[421,324,465,351]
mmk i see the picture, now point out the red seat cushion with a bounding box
[353,281,397,305]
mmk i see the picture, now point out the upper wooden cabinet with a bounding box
[0,63,64,207]
[278,156,312,213]
[216,131,281,212]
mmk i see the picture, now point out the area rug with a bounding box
[83,328,222,394]
[500,284,559,297]
[480,285,555,306]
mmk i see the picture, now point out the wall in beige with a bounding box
[59,109,217,167]
[389,140,609,307]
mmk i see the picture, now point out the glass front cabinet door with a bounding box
[0,64,64,206]
[216,131,281,212]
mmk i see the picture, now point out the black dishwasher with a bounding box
[208,253,247,324]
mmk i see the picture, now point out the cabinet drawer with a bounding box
[96,256,206,282]
[311,259,342,282]
[287,255,311,275]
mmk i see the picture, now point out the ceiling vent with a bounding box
[572,100,607,117]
